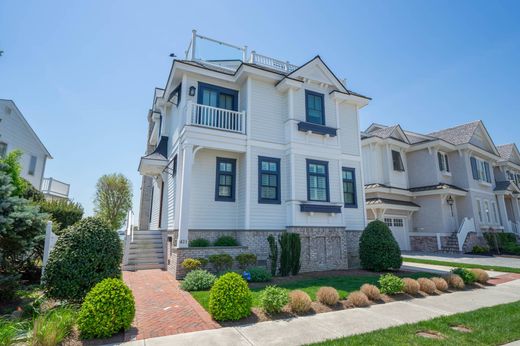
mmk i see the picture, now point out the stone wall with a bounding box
[410,235,442,252]
[345,230,362,268]
[462,232,487,252]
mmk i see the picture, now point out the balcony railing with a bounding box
[187,102,246,134]
[250,51,298,73]
[41,177,70,199]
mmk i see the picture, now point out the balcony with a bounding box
[41,177,70,200]
[249,51,298,74]
[187,102,246,134]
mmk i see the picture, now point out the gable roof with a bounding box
[0,99,52,158]
[427,121,481,146]
[497,144,517,161]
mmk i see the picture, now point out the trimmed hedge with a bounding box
[213,236,239,247]
[189,238,210,247]
[359,220,402,271]
[208,254,233,273]
[235,253,257,269]
[209,272,252,321]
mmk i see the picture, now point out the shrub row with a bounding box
[189,236,239,247]
[181,253,258,273]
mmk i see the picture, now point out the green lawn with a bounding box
[190,272,431,311]
[309,301,520,345]
[402,257,520,274]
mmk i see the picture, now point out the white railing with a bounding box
[122,210,134,266]
[187,102,246,134]
[250,51,298,73]
[457,217,476,251]
[41,177,70,198]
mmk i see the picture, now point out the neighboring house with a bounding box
[0,99,52,189]
[135,31,370,275]
[362,120,519,252]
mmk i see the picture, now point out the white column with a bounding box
[176,144,194,247]
[497,194,510,232]
[512,197,520,224]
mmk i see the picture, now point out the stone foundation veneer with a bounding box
[410,232,486,253]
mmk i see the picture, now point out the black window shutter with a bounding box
[470,157,478,180]
[445,155,450,172]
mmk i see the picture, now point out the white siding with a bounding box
[249,78,285,143]
[149,179,162,229]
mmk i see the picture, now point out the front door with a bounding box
[384,217,410,251]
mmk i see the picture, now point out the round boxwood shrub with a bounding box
[180,270,216,291]
[359,220,402,271]
[209,272,252,321]
[213,236,239,246]
[189,238,210,247]
[78,278,135,339]
[235,253,257,269]
[259,286,289,314]
[43,217,123,301]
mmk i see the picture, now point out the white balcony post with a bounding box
[497,194,510,232]
[186,101,193,125]
[177,144,194,247]
[512,197,520,224]
[191,30,197,60]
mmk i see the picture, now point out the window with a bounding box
[305,90,325,125]
[470,157,491,183]
[384,218,393,227]
[306,159,329,202]
[492,201,499,224]
[0,142,6,157]
[484,200,491,223]
[28,155,37,176]
[393,218,404,227]
[215,157,236,202]
[258,156,281,204]
[438,152,450,172]
[342,167,357,208]
[198,82,238,111]
[392,150,405,171]
[477,199,483,223]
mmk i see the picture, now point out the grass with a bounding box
[402,257,520,274]
[190,272,431,311]
[309,301,520,345]
[31,307,77,346]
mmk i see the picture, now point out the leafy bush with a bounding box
[213,236,239,247]
[469,268,490,284]
[417,278,436,294]
[316,287,339,306]
[359,220,402,271]
[208,254,233,273]
[445,274,465,289]
[360,284,381,301]
[288,290,312,314]
[279,232,301,276]
[180,270,216,291]
[259,286,289,314]
[248,267,272,282]
[208,272,252,321]
[348,291,370,307]
[472,245,489,254]
[38,199,84,235]
[0,151,27,196]
[0,319,27,346]
[43,217,122,301]
[484,232,517,251]
[504,242,520,255]
[32,307,76,346]
[0,274,20,303]
[431,277,449,291]
[378,274,404,295]
[267,235,278,276]
[196,257,209,267]
[402,278,420,295]
[189,238,210,247]
[181,258,202,272]
[235,253,257,270]
[78,278,135,339]
[451,268,476,284]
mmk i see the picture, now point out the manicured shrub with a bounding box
[43,217,122,301]
[316,287,339,306]
[196,257,209,267]
[189,238,210,247]
[359,220,402,271]
[348,291,370,307]
[472,245,489,254]
[267,235,278,276]
[288,290,312,314]
[248,267,272,282]
[417,278,436,294]
[469,268,490,284]
[279,232,301,276]
[451,268,476,284]
[484,232,517,252]
[180,270,216,291]
[39,199,84,235]
[0,274,20,303]
[445,274,465,289]
[360,284,381,301]
[208,254,233,273]
[181,258,202,272]
[78,278,135,339]
[235,253,257,270]
[208,272,252,321]
[431,277,449,291]
[378,274,404,295]
[213,236,239,247]
[503,242,520,255]
[259,286,289,314]
[32,307,76,346]
[402,278,420,295]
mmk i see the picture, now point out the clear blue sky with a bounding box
[1,0,520,216]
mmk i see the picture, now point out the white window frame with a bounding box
[475,158,491,183]
[483,200,491,224]
[384,218,393,227]
[438,151,450,174]
[476,199,484,223]
[491,201,499,224]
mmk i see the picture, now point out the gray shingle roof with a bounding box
[366,198,420,208]
[497,144,515,161]
[409,183,467,193]
[427,121,481,145]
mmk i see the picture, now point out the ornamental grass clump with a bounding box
[445,274,465,289]
[316,287,339,306]
[288,290,312,314]
[180,270,216,291]
[469,268,490,284]
[259,286,289,314]
[360,284,381,301]
[417,278,437,294]
[347,291,370,307]
[431,277,449,291]
[378,274,404,295]
[31,307,76,346]
[402,278,420,295]
[209,272,252,321]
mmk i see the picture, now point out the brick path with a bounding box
[488,272,520,285]
[122,270,219,341]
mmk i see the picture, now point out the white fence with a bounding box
[250,51,298,73]
[41,221,57,278]
[187,102,246,134]
[41,177,70,199]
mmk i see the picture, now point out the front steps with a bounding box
[438,232,461,253]
[123,230,165,271]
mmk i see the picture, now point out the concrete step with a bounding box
[123,263,165,271]
[127,253,164,260]
[127,259,165,266]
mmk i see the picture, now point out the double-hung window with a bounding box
[492,201,499,224]
[305,90,325,125]
[342,167,357,208]
[258,157,281,204]
[28,155,37,176]
[392,150,405,171]
[470,157,491,183]
[438,152,450,173]
[215,157,236,202]
[307,159,329,202]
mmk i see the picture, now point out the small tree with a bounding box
[359,220,402,271]
[39,199,84,234]
[0,150,27,196]
[94,173,132,230]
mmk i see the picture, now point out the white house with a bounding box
[134,31,370,275]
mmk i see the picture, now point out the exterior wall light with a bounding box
[189,86,196,96]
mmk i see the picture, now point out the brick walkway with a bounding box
[122,270,219,341]
[488,272,520,285]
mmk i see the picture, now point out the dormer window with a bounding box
[392,150,405,172]
[438,152,450,173]
[470,157,491,183]
[305,90,325,125]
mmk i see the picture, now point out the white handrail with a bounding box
[188,102,246,134]
[250,51,298,73]
[122,210,134,266]
[457,217,475,251]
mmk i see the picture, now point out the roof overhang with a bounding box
[138,154,168,177]
[365,199,420,212]
[365,186,413,197]
[460,143,501,161]
[412,187,467,197]
[330,90,370,109]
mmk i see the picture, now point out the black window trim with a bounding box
[306,158,330,202]
[198,82,239,111]
[391,150,405,172]
[342,167,357,208]
[305,89,325,125]
[258,156,281,204]
[215,157,236,202]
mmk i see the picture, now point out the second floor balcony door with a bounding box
[197,82,238,128]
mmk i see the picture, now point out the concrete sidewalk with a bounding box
[123,279,520,346]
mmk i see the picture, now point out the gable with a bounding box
[509,145,520,165]
[389,126,409,143]
[469,123,499,156]
[287,56,347,92]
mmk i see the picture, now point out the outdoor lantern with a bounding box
[446,195,454,206]
[189,86,196,96]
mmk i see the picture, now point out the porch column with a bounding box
[512,197,520,226]
[497,194,510,232]
[177,144,194,247]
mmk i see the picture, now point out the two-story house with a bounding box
[362,120,511,252]
[494,143,520,233]
[135,31,370,275]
